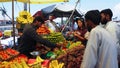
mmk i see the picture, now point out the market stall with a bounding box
[1,21,85,68]
[0,0,86,68]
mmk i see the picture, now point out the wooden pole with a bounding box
[12,0,16,49]
[24,3,27,11]
[28,0,30,12]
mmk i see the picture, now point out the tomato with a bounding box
[0,31,2,37]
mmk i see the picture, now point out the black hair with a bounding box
[75,17,84,23]
[75,17,86,29]
[33,16,44,24]
[100,9,113,19]
[85,10,101,25]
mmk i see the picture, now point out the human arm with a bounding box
[74,31,85,41]
[73,31,87,42]
[29,27,56,48]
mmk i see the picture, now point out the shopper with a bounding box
[80,10,118,68]
[100,8,120,67]
[17,16,59,58]
[73,17,87,45]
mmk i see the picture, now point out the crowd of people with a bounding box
[81,9,120,68]
[16,8,120,68]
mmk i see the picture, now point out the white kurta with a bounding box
[105,21,118,44]
[80,26,118,68]
[105,21,120,59]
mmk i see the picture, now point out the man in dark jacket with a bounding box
[17,16,57,58]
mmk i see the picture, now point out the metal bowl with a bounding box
[30,51,41,56]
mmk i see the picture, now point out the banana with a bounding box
[49,60,64,68]
[36,56,44,63]
[15,62,23,68]
[10,63,17,68]
[59,63,64,68]
[21,60,29,68]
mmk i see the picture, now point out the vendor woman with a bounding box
[17,16,60,58]
[73,17,88,45]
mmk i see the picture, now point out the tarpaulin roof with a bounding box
[40,3,82,17]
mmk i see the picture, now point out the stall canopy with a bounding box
[0,0,11,2]
[17,0,68,4]
[34,3,82,18]
[0,0,68,3]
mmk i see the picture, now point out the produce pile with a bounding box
[0,58,28,68]
[57,45,85,68]
[0,55,64,68]
[0,49,28,68]
[36,24,50,35]
[0,48,19,61]
[0,46,65,68]
[36,41,85,68]
[42,32,65,44]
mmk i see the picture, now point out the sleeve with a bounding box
[81,29,100,68]
[28,28,56,48]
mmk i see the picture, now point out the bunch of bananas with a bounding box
[49,60,64,68]
[0,60,29,68]
[16,11,33,24]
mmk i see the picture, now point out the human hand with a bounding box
[73,32,78,36]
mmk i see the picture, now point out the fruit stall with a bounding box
[0,10,85,68]
[0,29,85,68]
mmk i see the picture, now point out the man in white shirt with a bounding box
[81,10,118,68]
[100,9,120,64]
[100,9,118,43]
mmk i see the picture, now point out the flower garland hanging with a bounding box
[16,11,33,24]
